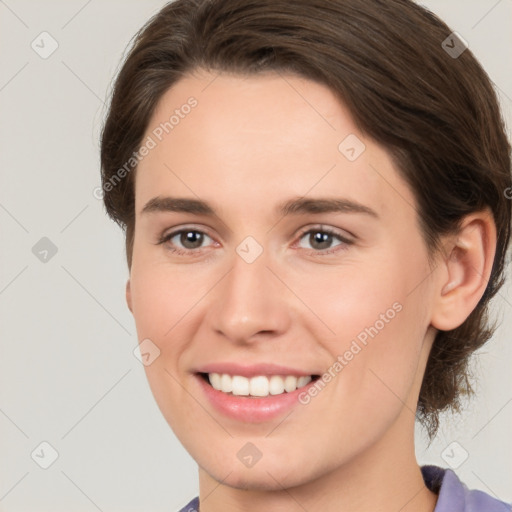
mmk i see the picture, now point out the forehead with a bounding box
[135,71,414,222]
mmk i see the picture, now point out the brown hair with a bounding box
[100,0,512,439]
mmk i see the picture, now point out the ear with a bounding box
[431,208,496,331]
[126,279,133,314]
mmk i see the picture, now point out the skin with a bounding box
[125,69,496,512]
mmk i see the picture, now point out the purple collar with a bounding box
[421,465,510,511]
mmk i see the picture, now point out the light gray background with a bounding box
[0,1,511,510]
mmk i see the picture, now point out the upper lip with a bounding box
[194,362,318,378]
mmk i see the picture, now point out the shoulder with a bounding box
[177,496,199,512]
[421,465,511,512]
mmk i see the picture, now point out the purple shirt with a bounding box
[178,465,511,511]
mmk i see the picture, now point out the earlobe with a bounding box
[126,279,133,314]
[431,209,496,331]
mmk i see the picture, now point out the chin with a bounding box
[202,456,317,492]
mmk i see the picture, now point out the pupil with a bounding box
[182,231,203,248]
[311,231,331,250]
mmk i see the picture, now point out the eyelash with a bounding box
[156,225,354,257]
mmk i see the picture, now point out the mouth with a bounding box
[198,372,321,398]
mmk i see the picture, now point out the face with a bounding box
[127,70,438,491]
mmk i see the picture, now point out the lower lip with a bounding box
[195,374,316,423]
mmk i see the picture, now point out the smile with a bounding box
[204,373,317,397]
[196,371,321,422]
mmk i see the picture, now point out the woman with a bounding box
[100,0,511,510]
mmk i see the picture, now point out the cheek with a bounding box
[129,262,198,428]
[288,255,409,343]
[129,258,202,340]
[290,252,429,409]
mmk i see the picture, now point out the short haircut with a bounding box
[100,0,512,439]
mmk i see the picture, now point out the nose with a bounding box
[207,248,292,345]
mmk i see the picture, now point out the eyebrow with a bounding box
[141,196,379,219]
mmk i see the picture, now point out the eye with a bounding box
[296,226,353,255]
[157,228,214,255]
[156,225,353,257]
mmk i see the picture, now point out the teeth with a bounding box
[284,375,297,392]
[249,376,269,397]
[232,375,250,396]
[220,373,232,392]
[269,375,285,395]
[297,376,312,388]
[207,373,312,397]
